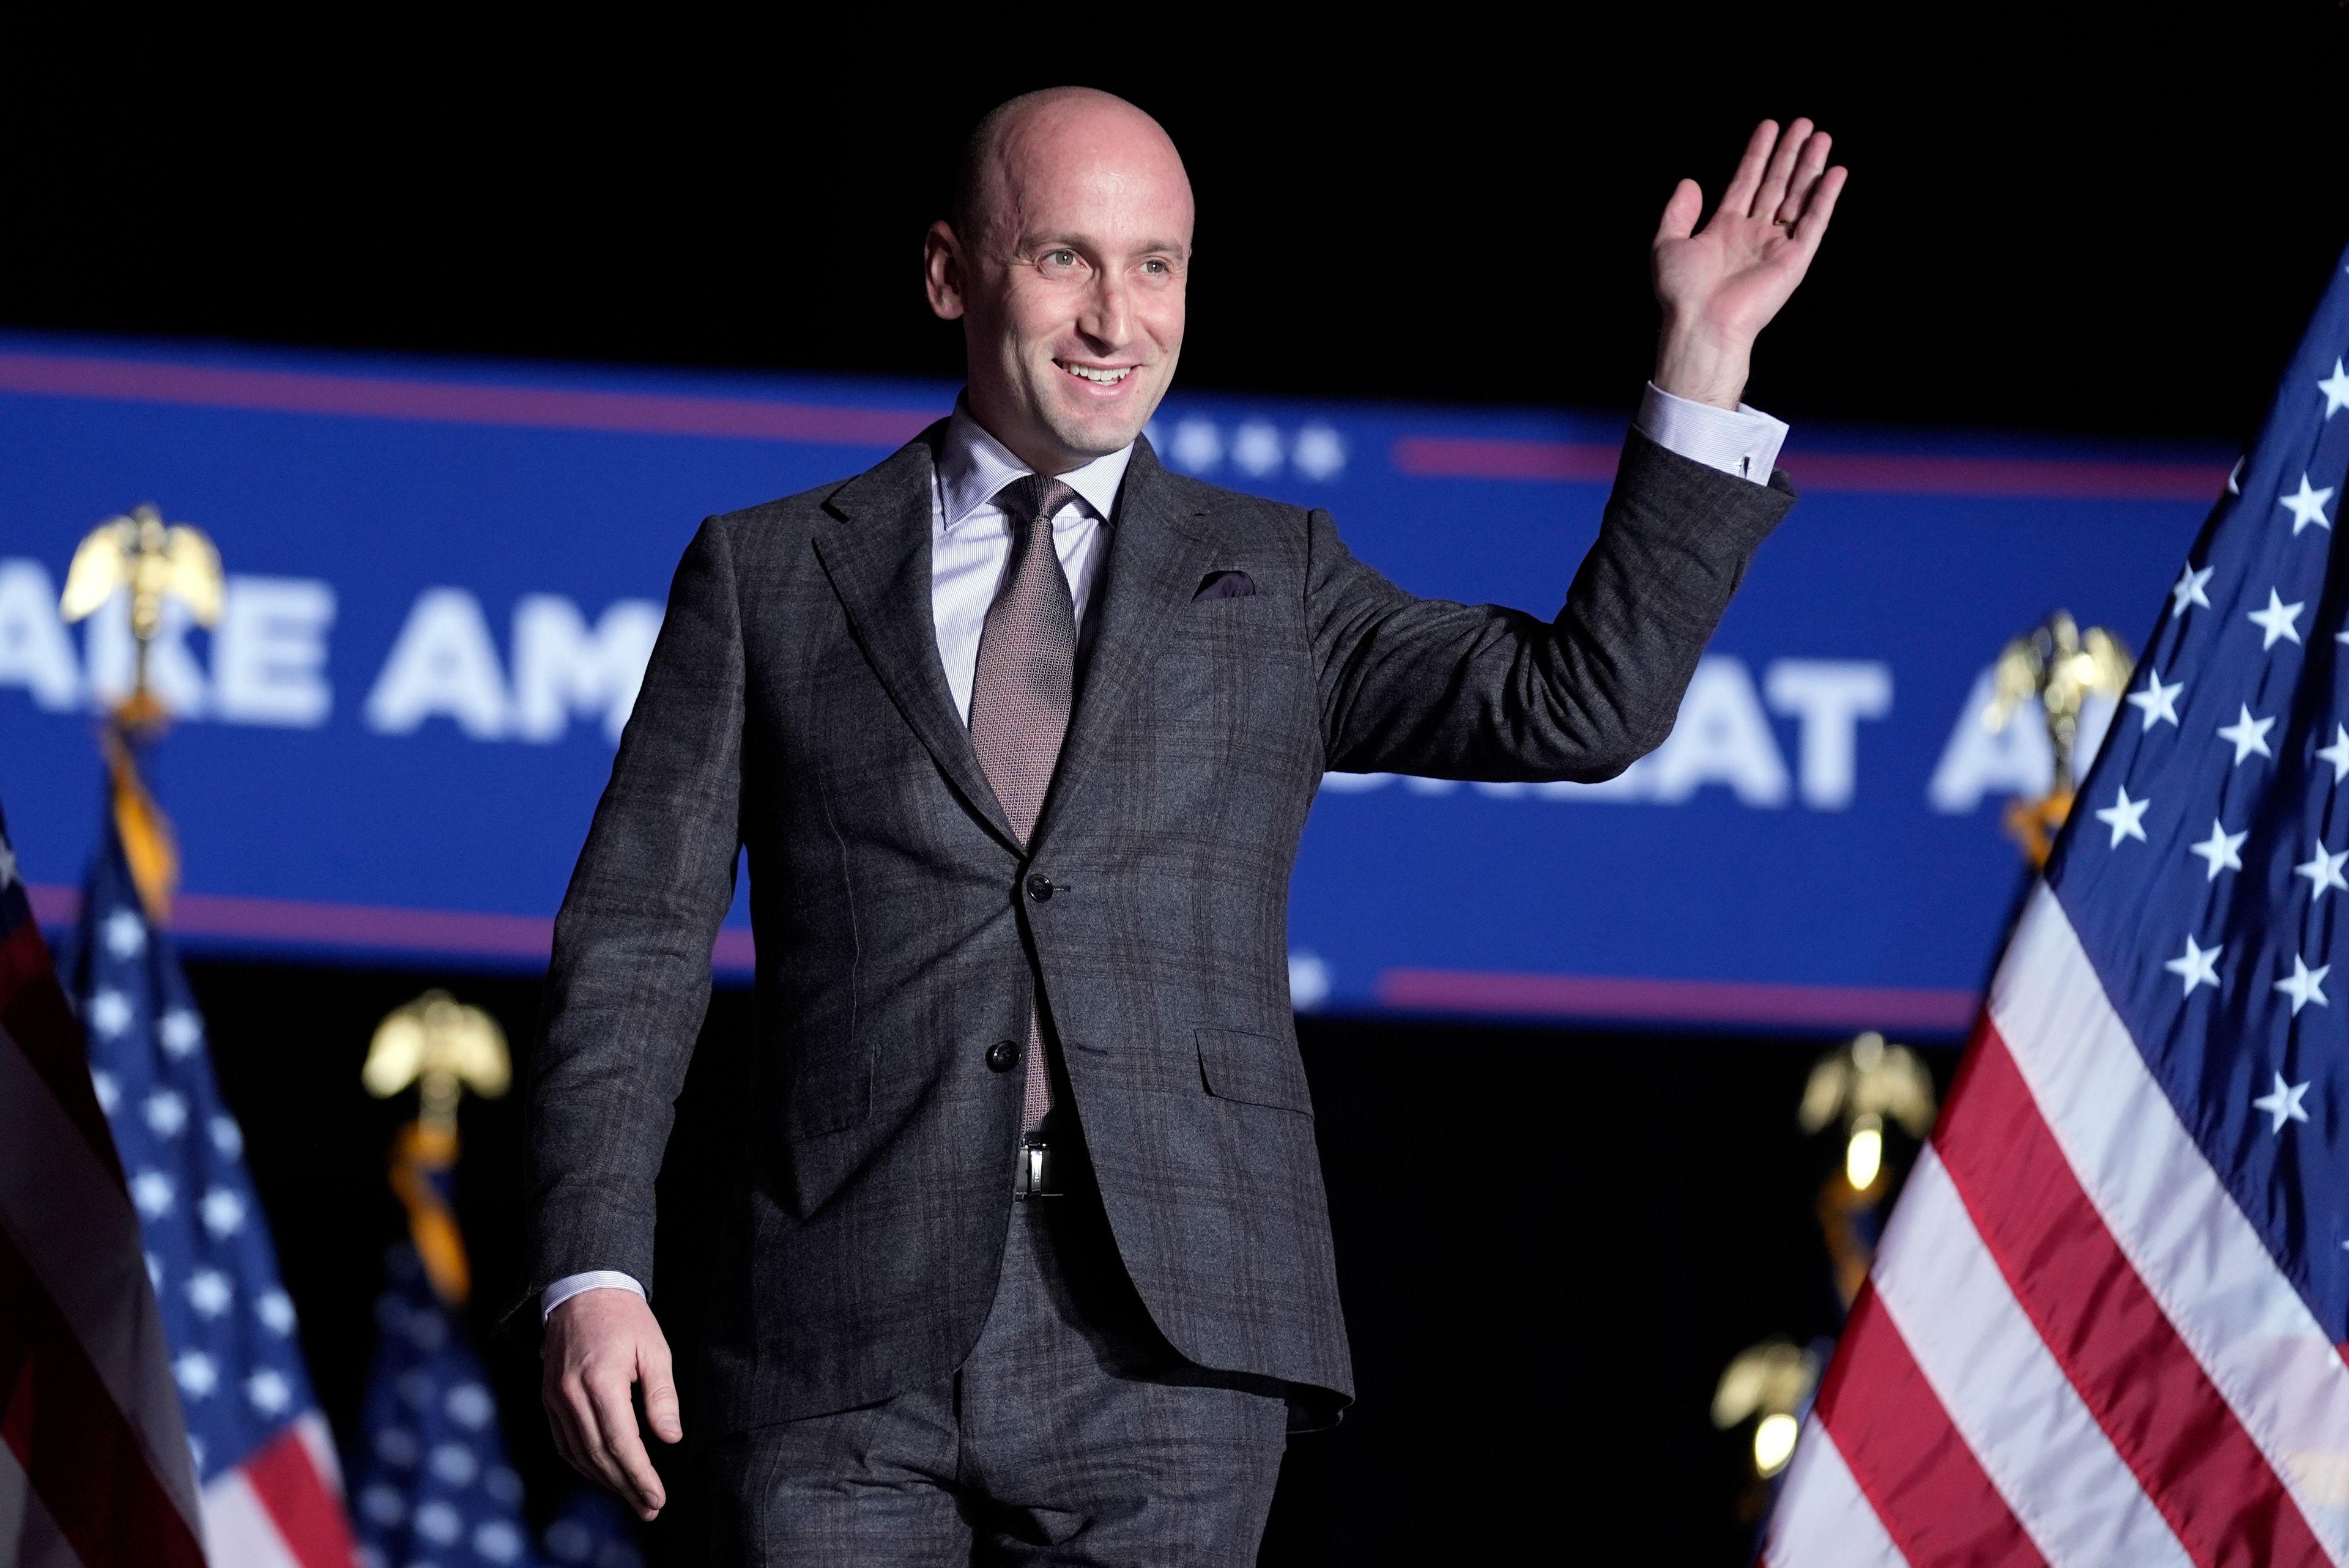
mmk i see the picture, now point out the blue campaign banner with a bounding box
[0,333,2227,1034]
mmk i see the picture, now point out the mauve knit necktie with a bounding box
[968,474,1079,1130]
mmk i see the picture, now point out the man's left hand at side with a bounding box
[1651,117,1848,410]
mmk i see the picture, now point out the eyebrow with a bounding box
[1026,232,1190,259]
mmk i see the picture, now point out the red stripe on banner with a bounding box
[0,922,122,1180]
[1814,1283,2049,1567]
[1388,434,2229,501]
[0,1225,206,1567]
[0,349,941,447]
[1376,966,1980,1033]
[243,1422,358,1568]
[1935,1021,2325,1568]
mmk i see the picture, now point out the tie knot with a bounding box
[996,474,1078,531]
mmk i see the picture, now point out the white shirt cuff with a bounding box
[541,1270,647,1320]
[1635,382,1788,486]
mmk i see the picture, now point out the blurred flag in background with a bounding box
[0,794,205,1565]
[64,786,358,1567]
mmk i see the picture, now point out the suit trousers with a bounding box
[705,1175,1290,1566]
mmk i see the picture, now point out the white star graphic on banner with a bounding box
[2322,357,2349,418]
[2277,954,2332,1013]
[2164,934,2222,994]
[2172,563,2214,613]
[0,839,17,890]
[2219,705,2277,763]
[2190,819,2247,879]
[2255,1071,2314,1133]
[2297,843,2349,900]
[245,1369,292,1418]
[2321,725,2349,783]
[2126,669,2183,729]
[2228,456,2246,495]
[2250,588,2307,647]
[2095,785,2151,846]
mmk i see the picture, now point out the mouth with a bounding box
[1055,360,1138,388]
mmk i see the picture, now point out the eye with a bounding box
[1043,249,1079,268]
[1141,258,1168,275]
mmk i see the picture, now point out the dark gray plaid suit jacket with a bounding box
[526,424,1792,1436]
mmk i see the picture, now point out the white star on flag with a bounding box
[199,1188,247,1238]
[2277,954,2332,1013]
[86,988,133,1038]
[2126,669,2183,729]
[2189,819,2247,880]
[2095,785,2151,846]
[0,838,16,890]
[102,908,146,959]
[2164,934,2222,995]
[2298,843,2349,900]
[187,1270,233,1318]
[2219,705,2277,764]
[2321,725,2349,783]
[2172,563,2214,613]
[174,1351,219,1399]
[2280,474,2337,534]
[2322,357,2349,418]
[2251,588,2307,647]
[2255,1072,2314,1133]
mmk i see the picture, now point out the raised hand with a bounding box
[542,1287,682,1522]
[1651,119,1847,410]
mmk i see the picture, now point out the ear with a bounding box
[924,221,967,321]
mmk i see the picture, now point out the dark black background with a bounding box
[13,10,2349,1562]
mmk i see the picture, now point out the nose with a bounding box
[1078,269,1131,350]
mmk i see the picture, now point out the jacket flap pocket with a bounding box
[1195,1026,1313,1114]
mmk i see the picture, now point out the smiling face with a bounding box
[925,90,1193,475]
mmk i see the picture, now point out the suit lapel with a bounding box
[812,427,1022,852]
[1031,437,1217,849]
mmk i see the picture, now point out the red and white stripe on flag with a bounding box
[0,919,206,1566]
[202,1411,357,1568]
[1764,885,2349,1566]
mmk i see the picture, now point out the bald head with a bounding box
[951,88,1191,253]
[926,89,1193,473]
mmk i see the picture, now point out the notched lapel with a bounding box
[811,427,1022,852]
[1031,438,1217,848]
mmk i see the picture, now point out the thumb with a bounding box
[1654,178,1702,245]
[639,1335,683,1444]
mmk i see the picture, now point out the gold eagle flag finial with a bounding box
[1983,610,2134,865]
[364,992,512,1305]
[57,503,228,920]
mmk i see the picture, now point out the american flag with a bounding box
[1765,246,2349,1562]
[0,797,206,1566]
[62,807,360,1567]
[347,1198,540,1566]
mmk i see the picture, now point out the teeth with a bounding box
[1062,363,1132,385]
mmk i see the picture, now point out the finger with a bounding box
[1774,131,1833,225]
[1753,117,1815,219]
[640,1337,684,1445]
[1653,178,1703,245]
[557,1380,625,1493]
[1718,120,1778,218]
[1792,165,1849,247]
[543,1377,598,1480]
[587,1373,667,1517]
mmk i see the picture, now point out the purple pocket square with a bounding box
[1195,570,1256,601]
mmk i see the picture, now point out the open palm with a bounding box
[1652,120,1846,406]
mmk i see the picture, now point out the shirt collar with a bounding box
[936,400,1135,536]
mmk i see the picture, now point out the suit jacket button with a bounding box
[986,1040,1020,1073]
[1025,873,1053,902]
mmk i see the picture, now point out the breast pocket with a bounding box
[1196,1026,1314,1115]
